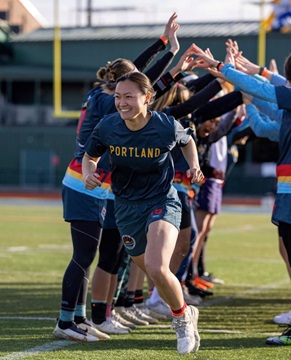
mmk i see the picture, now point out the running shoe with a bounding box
[193,276,215,289]
[92,318,131,335]
[266,326,291,345]
[186,280,213,297]
[145,298,172,319]
[111,309,136,329]
[77,318,110,340]
[114,306,149,325]
[53,322,99,342]
[130,304,158,324]
[135,302,167,320]
[273,311,291,325]
[182,284,203,306]
[171,305,200,354]
[200,272,225,285]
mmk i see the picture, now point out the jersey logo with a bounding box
[101,206,106,221]
[109,145,161,158]
[122,235,136,250]
[150,208,164,219]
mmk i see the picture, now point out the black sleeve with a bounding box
[145,51,174,85]
[231,126,256,144]
[185,73,216,93]
[165,79,222,120]
[133,38,166,72]
[194,91,243,124]
[153,71,177,99]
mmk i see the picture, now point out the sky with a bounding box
[27,0,273,28]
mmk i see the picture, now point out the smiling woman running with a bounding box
[82,71,204,355]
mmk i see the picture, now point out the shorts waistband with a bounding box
[115,186,176,205]
[116,192,166,205]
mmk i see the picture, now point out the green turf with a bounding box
[0,203,291,359]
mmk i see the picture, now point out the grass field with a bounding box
[1,200,291,359]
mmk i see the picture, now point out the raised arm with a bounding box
[164,79,222,120]
[133,12,178,72]
[193,91,243,126]
[145,18,180,84]
[154,44,196,98]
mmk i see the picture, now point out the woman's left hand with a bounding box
[186,167,204,183]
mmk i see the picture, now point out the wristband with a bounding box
[156,72,176,92]
[259,66,267,77]
[216,62,224,71]
[160,35,168,45]
[160,71,176,87]
[174,71,188,81]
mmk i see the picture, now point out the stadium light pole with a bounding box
[53,0,61,117]
[53,0,80,119]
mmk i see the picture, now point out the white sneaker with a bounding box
[77,318,110,340]
[273,311,291,325]
[93,318,130,335]
[191,305,200,352]
[112,309,136,329]
[171,305,200,354]
[145,298,172,319]
[130,305,158,324]
[114,306,149,325]
[182,285,203,306]
[135,303,165,321]
[53,323,98,342]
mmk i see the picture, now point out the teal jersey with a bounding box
[86,110,192,201]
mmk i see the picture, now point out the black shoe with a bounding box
[186,280,213,297]
[266,326,291,345]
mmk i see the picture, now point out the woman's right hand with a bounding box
[83,173,101,190]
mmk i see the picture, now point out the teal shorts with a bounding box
[114,186,182,257]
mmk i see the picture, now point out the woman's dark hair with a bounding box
[284,54,291,81]
[116,72,156,104]
[95,58,136,90]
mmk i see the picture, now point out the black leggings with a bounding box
[61,220,101,312]
[279,221,291,266]
[98,228,125,274]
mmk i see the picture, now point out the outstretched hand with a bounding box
[235,53,260,75]
[168,21,180,55]
[163,12,178,41]
[175,44,197,71]
[225,38,240,57]
[269,58,278,74]
[191,43,218,69]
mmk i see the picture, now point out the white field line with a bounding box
[200,277,291,308]
[1,340,76,359]
[0,270,63,278]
